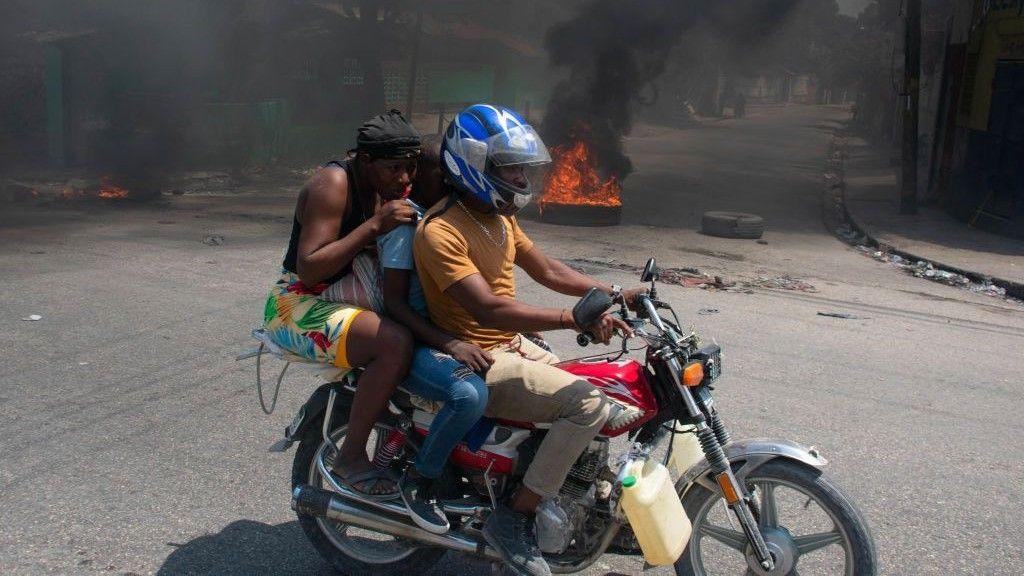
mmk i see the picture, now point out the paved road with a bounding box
[2,105,1022,575]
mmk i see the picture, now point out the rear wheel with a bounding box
[675,460,876,576]
[291,420,446,575]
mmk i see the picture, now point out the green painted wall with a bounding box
[45,45,64,167]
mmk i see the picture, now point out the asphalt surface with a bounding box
[2,105,1022,575]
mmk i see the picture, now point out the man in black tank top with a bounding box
[265,111,422,497]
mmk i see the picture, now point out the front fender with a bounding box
[675,438,827,497]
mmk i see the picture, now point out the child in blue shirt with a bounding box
[376,137,491,535]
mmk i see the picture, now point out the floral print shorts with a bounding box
[263,271,365,368]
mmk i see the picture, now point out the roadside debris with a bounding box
[747,274,817,293]
[21,314,42,321]
[202,234,225,246]
[824,136,1022,307]
[169,171,236,195]
[568,258,812,294]
[817,312,866,320]
[854,245,1015,299]
[698,308,719,315]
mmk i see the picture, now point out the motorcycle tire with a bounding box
[675,459,876,576]
[291,419,446,576]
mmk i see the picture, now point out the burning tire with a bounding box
[700,211,764,239]
[541,140,623,226]
[539,203,621,227]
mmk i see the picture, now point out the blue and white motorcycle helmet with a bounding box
[440,104,552,213]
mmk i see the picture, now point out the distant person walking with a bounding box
[734,92,747,118]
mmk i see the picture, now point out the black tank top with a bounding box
[282,159,369,285]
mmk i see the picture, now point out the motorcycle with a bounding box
[259,258,876,575]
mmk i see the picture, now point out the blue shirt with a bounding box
[377,199,428,317]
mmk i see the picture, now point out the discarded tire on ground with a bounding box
[700,211,765,239]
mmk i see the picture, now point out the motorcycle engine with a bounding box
[535,439,610,555]
[560,438,608,499]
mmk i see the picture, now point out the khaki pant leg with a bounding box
[484,350,611,498]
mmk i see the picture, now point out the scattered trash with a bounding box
[78,361,90,366]
[21,314,42,321]
[202,234,225,246]
[171,171,237,195]
[756,239,768,245]
[568,258,720,289]
[817,312,865,320]
[854,244,1016,301]
[698,308,719,315]
[748,275,817,293]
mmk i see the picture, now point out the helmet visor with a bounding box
[484,125,551,167]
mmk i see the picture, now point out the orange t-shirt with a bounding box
[413,200,534,350]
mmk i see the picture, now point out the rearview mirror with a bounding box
[640,258,659,282]
[572,287,614,329]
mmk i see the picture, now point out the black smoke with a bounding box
[540,0,802,182]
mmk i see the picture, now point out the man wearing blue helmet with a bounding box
[414,104,644,576]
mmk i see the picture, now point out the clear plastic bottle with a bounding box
[620,459,692,565]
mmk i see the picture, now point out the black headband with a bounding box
[356,109,421,159]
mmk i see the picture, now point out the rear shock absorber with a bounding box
[372,424,409,470]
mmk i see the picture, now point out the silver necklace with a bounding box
[457,200,507,247]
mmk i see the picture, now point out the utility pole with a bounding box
[900,0,921,214]
[404,7,423,118]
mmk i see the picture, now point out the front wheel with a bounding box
[675,459,876,576]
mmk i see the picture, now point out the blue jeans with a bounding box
[402,345,489,479]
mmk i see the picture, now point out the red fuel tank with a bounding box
[556,357,659,436]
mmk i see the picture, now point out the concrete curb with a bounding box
[827,136,1024,302]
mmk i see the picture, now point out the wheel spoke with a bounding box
[699,523,747,552]
[794,529,843,554]
[756,482,779,527]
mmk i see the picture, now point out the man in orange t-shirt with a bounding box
[413,104,642,576]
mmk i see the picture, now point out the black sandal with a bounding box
[326,467,400,501]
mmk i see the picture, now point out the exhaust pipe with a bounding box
[291,484,502,561]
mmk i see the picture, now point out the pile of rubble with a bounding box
[567,258,818,294]
[746,274,817,293]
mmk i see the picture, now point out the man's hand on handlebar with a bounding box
[619,286,648,311]
[587,312,634,344]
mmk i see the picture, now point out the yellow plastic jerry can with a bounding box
[620,459,692,565]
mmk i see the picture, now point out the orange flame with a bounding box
[97,176,129,199]
[541,140,622,209]
[60,186,84,200]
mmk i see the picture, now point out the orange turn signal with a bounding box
[683,362,705,387]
